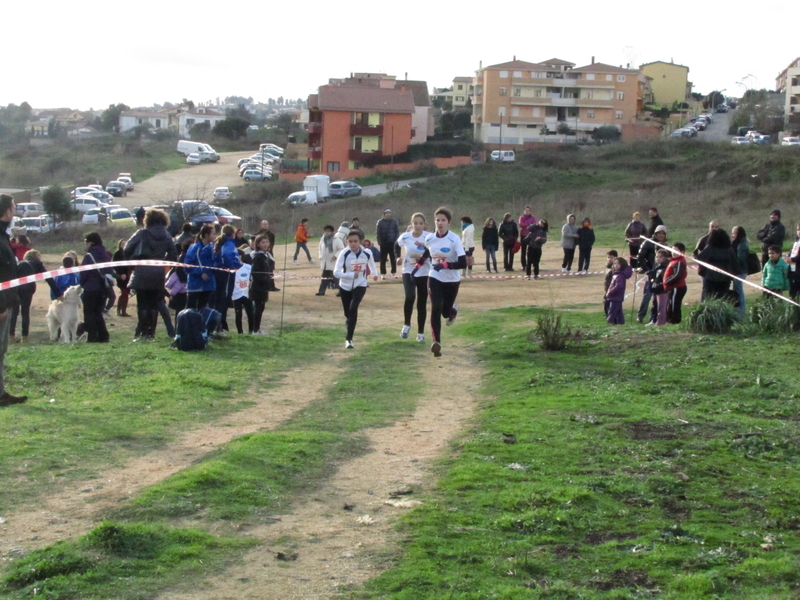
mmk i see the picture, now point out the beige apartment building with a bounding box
[452,77,474,108]
[640,61,692,107]
[776,57,800,127]
[471,58,643,146]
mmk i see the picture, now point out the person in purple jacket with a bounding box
[604,257,633,325]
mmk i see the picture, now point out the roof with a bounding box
[316,86,415,113]
[453,76,472,82]
[572,62,639,74]
[484,59,543,70]
[537,58,576,67]
[640,60,689,71]
[396,80,430,107]
[121,110,169,118]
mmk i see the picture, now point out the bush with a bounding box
[41,185,73,222]
[532,310,581,351]
[747,297,800,334]
[685,299,741,334]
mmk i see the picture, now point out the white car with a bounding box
[72,196,110,213]
[16,203,45,218]
[731,137,751,145]
[117,175,134,191]
[213,187,232,201]
[22,214,59,233]
[187,153,201,165]
[82,208,103,225]
[285,191,318,206]
[781,137,800,146]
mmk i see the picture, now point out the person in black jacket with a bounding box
[10,250,60,343]
[0,194,26,406]
[499,213,519,271]
[697,228,738,300]
[647,207,664,237]
[637,225,668,323]
[756,209,786,267]
[482,218,499,273]
[375,209,400,277]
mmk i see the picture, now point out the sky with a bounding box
[2,0,793,112]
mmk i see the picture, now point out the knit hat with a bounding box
[654,225,667,234]
[771,209,781,218]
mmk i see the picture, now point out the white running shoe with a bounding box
[561,267,567,273]
[309,259,316,264]
[416,333,425,342]
[345,340,354,349]
[292,260,299,265]
[401,325,410,339]
[446,306,458,326]
[431,341,442,357]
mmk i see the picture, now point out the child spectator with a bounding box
[317,225,344,296]
[649,249,670,326]
[604,257,633,324]
[664,243,688,324]
[53,255,80,299]
[762,245,789,297]
[460,216,475,277]
[603,250,618,316]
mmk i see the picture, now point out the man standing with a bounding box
[255,219,276,250]
[757,209,786,267]
[0,194,27,407]
[647,208,664,237]
[376,209,400,278]
[693,220,718,258]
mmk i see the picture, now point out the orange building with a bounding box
[308,78,417,174]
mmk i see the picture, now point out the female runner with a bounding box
[396,212,430,342]
[333,229,378,349]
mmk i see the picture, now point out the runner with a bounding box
[333,229,378,349]
[396,212,430,342]
[413,207,466,358]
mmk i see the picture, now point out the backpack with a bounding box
[201,306,222,335]
[173,309,207,351]
[746,252,761,275]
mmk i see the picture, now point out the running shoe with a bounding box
[446,306,458,326]
[416,333,425,342]
[293,260,299,265]
[401,325,410,339]
[431,341,442,357]
[345,340,354,349]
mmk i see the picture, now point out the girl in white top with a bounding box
[396,212,430,342]
[413,207,466,357]
[460,216,475,277]
[333,229,378,349]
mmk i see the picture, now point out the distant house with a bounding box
[175,107,226,138]
[639,61,692,107]
[119,110,170,133]
[452,76,474,108]
[776,57,800,127]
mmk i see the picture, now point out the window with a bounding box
[457,84,463,90]
[353,162,362,170]
[155,119,161,128]
[499,70,508,78]
[513,88,521,97]
[587,110,595,119]
[499,87,507,96]
[586,74,595,81]
[508,124,517,128]
[513,71,522,78]
[585,90,594,99]
[606,75,612,81]
[617,75,626,82]
[498,107,506,116]
[616,91,624,100]
[526,124,537,128]
[533,107,541,117]
[615,111,623,119]
[456,96,464,102]
[327,161,340,172]
[511,107,520,116]
[534,88,543,98]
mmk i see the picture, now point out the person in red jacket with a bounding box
[663,242,688,324]
[292,218,315,265]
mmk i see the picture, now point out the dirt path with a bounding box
[0,356,346,556]
[160,344,482,600]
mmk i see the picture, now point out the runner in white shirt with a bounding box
[412,207,466,357]
[333,230,378,349]
[396,212,430,342]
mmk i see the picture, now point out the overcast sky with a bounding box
[3,0,792,111]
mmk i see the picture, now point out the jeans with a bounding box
[526,247,542,278]
[578,247,592,272]
[10,291,33,337]
[484,245,497,271]
[294,242,312,261]
[732,272,747,315]
[503,242,515,270]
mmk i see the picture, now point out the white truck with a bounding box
[303,174,330,203]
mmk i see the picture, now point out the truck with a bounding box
[303,174,330,202]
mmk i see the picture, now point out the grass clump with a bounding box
[747,296,800,333]
[685,298,741,334]
[532,309,582,351]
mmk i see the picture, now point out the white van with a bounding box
[177,140,209,157]
[303,174,330,202]
[490,150,516,163]
[285,191,318,207]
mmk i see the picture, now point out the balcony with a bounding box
[308,147,322,159]
[349,149,383,161]
[350,123,383,136]
[307,122,322,134]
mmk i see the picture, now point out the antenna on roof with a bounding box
[623,46,640,69]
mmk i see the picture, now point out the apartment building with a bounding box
[452,77,474,108]
[640,61,692,107]
[471,57,642,146]
[307,73,430,173]
[776,57,800,127]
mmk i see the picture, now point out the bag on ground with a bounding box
[201,306,222,334]
[173,308,207,351]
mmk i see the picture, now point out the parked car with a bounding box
[71,196,110,213]
[108,208,136,225]
[210,206,241,226]
[106,181,127,197]
[88,184,104,191]
[150,201,219,237]
[187,153,201,165]
[22,214,60,233]
[490,150,515,162]
[693,120,707,131]
[16,203,45,218]
[781,136,800,146]
[198,151,217,163]
[329,181,362,198]
[213,187,232,201]
[117,174,134,191]
[82,208,103,225]
[755,135,772,145]
[731,137,751,145]
[83,189,115,204]
[285,191,318,206]
[10,216,27,235]
[71,186,97,199]
[242,169,271,182]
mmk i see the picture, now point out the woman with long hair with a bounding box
[731,225,750,314]
[482,217,499,273]
[80,232,112,343]
[185,225,216,311]
[524,219,548,280]
[250,235,274,335]
[499,213,518,271]
[396,212,430,342]
[212,224,242,333]
[577,217,596,275]
[560,214,579,273]
[625,212,648,269]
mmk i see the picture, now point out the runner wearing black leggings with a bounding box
[397,212,430,342]
[333,229,378,349]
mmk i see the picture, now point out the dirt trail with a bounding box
[0,356,346,556]
[160,344,482,600]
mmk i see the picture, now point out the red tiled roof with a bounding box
[317,86,415,113]
[572,62,639,74]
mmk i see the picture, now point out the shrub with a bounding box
[747,296,800,334]
[41,185,73,222]
[685,298,741,334]
[532,310,581,351]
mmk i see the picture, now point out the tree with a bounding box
[224,95,253,106]
[267,113,293,136]
[226,104,252,121]
[592,126,620,143]
[188,121,211,139]
[182,98,195,109]
[42,185,73,222]
[100,103,129,132]
[212,116,249,140]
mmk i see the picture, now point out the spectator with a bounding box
[786,223,800,300]
[499,213,519,271]
[460,216,475,277]
[80,232,111,343]
[518,207,537,271]
[482,218,499,273]
[756,209,786,267]
[560,214,579,273]
[664,243,688,324]
[647,207,664,237]
[577,218,595,274]
[624,212,648,269]
[376,209,400,277]
[731,226,750,314]
[292,218,314,265]
[637,225,668,323]
[762,245,789,297]
[0,194,26,406]
[697,228,737,300]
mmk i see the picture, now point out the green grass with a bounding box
[353,309,800,599]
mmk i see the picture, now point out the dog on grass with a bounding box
[47,285,83,343]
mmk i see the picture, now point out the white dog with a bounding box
[47,285,83,343]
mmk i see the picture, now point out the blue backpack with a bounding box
[173,309,207,351]
[201,306,222,335]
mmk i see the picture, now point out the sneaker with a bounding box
[567,270,573,274]
[309,259,316,264]
[446,306,458,326]
[534,275,541,280]
[561,267,567,273]
[431,341,442,357]
[526,276,531,280]
[0,391,27,407]
[645,321,657,327]
[345,340,354,349]
[400,325,410,339]
[416,333,425,342]
[292,260,299,265]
